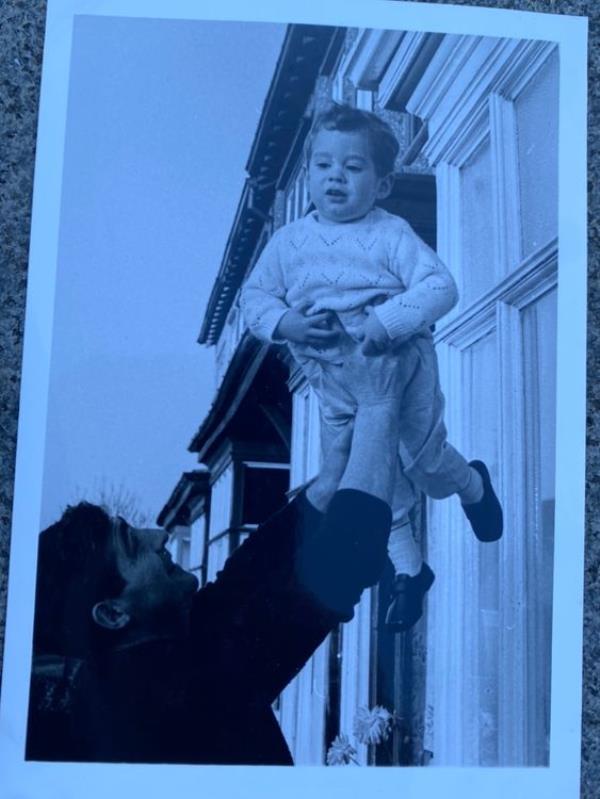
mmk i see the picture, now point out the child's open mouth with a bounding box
[325,189,347,200]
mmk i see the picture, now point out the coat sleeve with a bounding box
[374,219,459,341]
[239,231,290,342]
[191,490,391,706]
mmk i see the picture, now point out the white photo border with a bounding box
[0,1,588,797]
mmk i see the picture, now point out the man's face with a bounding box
[307,128,391,224]
[107,517,198,640]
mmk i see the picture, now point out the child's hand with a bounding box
[275,309,340,347]
[357,307,391,356]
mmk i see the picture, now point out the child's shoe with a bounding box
[461,460,503,542]
[385,562,435,633]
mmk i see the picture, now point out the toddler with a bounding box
[241,104,503,631]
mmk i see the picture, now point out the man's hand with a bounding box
[327,344,410,407]
[274,309,341,347]
[357,307,391,356]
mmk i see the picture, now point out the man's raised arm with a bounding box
[191,348,405,703]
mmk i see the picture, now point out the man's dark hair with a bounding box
[32,503,126,658]
[305,103,400,177]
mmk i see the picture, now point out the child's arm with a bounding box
[372,219,459,344]
[241,232,339,348]
[240,232,291,343]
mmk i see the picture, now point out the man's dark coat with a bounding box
[26,490,390,764]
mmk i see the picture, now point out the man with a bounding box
[26,348,410,764]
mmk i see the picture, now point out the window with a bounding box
[290,380,321,488]
[520,287,557,765]
[284,164,311,225]
[205,466,233,583]
[189,516,206,584]
[425,264,557,766]
[515,52,559,258]
[467,330,501,766]
[206,534,230,584]
[240,464,289,526]
[459,136,497,306]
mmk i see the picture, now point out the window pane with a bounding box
[521,287,557,765]
[460,137,497,305]
[208,466,233,537]
[241,465,289,525]
[515,52,559,258]
[206,536,229,583]
[466,330,500,473]
[190,517,206,573]
[179,538,191,571]
[466,331,501,766]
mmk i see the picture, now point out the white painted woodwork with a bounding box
[406,36,557,167]
[189,516,205,581]
[336,29,403,96]
[214,294,246,387]
[378,31,430,108]
[425,249,557,766]
[339,590,373,765]
[206,465,234,583]
[278,378,330,763]
[489,93,522,275]
[414,38,558,765]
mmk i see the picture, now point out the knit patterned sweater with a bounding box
[241,207,458,364]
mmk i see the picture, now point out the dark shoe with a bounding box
[461,460,503,542]
[385,562,435,633]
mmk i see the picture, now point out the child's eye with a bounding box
[315,161,330,169]
[346,164,363,172]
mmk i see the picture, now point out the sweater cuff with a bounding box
[256,307,290,343]
[373,301,422,340]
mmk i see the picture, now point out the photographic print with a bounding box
[0,1,587,798]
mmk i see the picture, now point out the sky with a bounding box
[40,15,286,528]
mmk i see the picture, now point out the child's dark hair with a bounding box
[306,103,399,177]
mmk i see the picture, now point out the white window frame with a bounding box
[412,37,559,766]
[426,243,557,765]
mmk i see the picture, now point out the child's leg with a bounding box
[386,459,435,632]
[388,460,422,576]
[318,353,425,579]
[397,336,503,542]
[306,425,353,512]
[314,352,437,632]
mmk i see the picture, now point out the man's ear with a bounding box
[92,599,131,631]
[376,173,394,200]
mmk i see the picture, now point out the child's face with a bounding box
[307,128,392,224]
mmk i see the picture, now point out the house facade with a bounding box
[160,24,558,767]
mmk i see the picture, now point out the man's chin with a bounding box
[171,566,200,597]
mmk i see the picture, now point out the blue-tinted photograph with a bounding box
[26,16,559,768]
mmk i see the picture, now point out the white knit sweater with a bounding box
[241,207,458,363]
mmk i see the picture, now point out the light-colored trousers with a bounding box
[300,335,472,522]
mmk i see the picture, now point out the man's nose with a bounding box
[138,528,169,550]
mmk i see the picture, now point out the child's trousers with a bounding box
[300,335,472,521]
